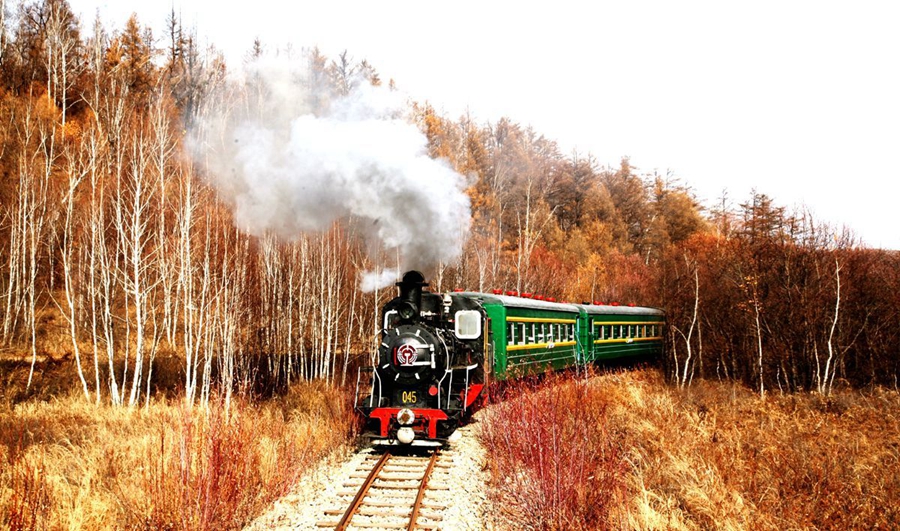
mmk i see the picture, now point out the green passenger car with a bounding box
[462,293,665,381]
[580,305,666,363]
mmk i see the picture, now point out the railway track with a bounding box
[317,448,452,530]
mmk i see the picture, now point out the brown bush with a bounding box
[477,369,900,529]
[0,383,355,531]
[478,371,628,530]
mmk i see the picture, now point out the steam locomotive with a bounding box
[355,270,665,446]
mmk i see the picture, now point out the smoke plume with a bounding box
[359,268,401,293]
[192,55,470,290]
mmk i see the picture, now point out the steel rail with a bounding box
[335,450,391,530]
[407,450,440,531]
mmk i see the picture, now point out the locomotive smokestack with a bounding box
[397,270,428,311]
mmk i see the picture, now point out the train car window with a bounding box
[519,324,526,345]
[508,323,516,345]
[383,310,399,330]
[455,310,482,339]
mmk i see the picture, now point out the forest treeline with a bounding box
[0,0,897,405]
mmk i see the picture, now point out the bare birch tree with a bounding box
[514,180,556,294]
[18,97,57,390]
[110,112,162,406]
[672,257,700,387]
[43,0,81,129]
[57,132,90,399]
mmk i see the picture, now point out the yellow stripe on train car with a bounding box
[592,320,665,326]
[507,317,577,324]
[594,337,663,344]
[507,340,578,351]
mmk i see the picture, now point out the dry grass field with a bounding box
[0,362,355,531]
[4,361,898,531]
[478,368,900,530]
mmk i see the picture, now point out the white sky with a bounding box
[65,0,900,249]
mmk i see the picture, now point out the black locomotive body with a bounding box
[355,271,487,446]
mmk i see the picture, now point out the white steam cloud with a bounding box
[360,268,400,293]
[193,56,470,291]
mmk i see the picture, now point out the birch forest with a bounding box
[1,0,898,407]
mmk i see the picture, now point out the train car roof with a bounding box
[452,292,664,316]
[452,292,581,312]
[577,304,665,316]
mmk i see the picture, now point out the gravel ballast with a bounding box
[245,421,494,530]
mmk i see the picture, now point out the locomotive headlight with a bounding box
[398,302,416,320]
[397,408,415,426]
[397,427,415,444]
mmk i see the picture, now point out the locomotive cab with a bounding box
[355,271,487,445]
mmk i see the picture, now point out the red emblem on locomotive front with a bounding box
[396,344,418,366]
